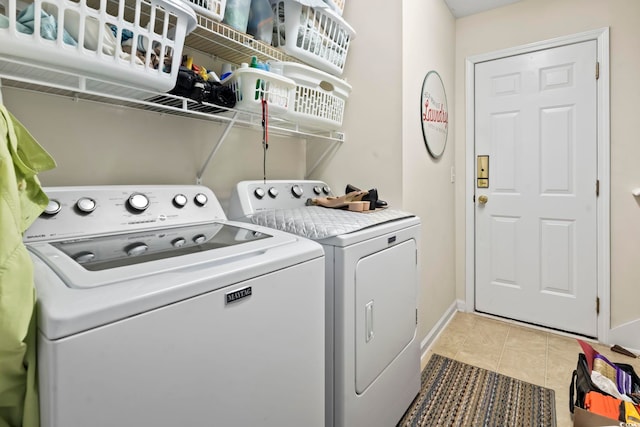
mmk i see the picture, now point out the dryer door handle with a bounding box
[365,301,374,343]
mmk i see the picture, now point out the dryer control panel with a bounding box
[24,185,226,242]
[228,180,335,219]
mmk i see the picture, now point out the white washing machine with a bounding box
[228,180,421,427]
[24,185,325,427]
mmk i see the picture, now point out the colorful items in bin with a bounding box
[14,4,76,45]
[222,62,295,116]
[247,0,273,43]
[223,0,252,32]
[270,0,355,76]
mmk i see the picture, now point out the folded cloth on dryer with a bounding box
[248,206,414,240]
[0,105,56,427]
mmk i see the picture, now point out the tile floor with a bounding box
[422,311,640,427]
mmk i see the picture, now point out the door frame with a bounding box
[464,28,610,341]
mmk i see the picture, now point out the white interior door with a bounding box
[474,40,598,337]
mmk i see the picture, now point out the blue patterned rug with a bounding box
[397,353,557,427]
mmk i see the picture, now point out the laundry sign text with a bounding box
[420,70,448,159]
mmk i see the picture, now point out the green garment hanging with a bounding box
[0,105,56,427]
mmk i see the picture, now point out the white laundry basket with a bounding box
[182,0,226,21]
[0,0,197,95]
[222,65,295,116]
[270,0,355,76]
[271,61,350,130]
[322,0,343,16]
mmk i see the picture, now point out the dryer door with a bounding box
[354,239,417,394]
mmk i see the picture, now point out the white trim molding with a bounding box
[464,27,611,342]
[420,301,458,361]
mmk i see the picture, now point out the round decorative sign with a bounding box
[420,71,448,159]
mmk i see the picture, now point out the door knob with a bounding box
[478,195,488,204]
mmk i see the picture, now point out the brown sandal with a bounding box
[309,190,370,210]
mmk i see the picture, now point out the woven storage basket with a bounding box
[270,0,354,76]
[0,0,196,95]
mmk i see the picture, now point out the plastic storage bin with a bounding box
[0,0,197,96]
[270,0,355,76]
[271,61,350,130]
[183,0,226,21]
[322,0,343,16]
[222,64,295,116]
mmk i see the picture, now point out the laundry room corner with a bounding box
[401,0,457,350]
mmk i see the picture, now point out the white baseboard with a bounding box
[607,318,640,353]
[419,300,460,361]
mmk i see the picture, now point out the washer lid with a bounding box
[28,221,298,290]
[49,222,270,273]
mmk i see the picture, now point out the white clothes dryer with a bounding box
[24,185,325,427]
[228,180,421,427]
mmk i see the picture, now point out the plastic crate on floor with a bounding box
[270,0,355,76]
[0,0,197,95]
[271,61,350,130]
[222,65,296,116]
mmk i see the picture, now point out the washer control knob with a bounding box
[172,237,186,247]
[193,234,206,244]
[313,186,322,195]
[74,251,95,264]
[291,185,304,198]
[254,188,265,199]
[125,243,148,257]
[322,185,331,195]
[128,193,149,212]
[173,194,188,208]
[194,193,208,207]
[43,199,61,216]
[268,187,279,198]
[76,197,97,213]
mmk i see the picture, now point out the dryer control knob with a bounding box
[254,188,265,199]
[193,234,206,244]
[268,188,279,198]
[76,197,97,213]
[194,193,208,207]
[43,199,61,216]
[125,243,148,257]
[127,193,149,212]
[291,185,304,198]
[173,194,188,208]
[322,185,331,195]
[313,186,322,195]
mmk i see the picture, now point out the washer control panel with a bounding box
[24,185,225,243]
[228,180,335,219]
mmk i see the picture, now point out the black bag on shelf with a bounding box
[168,67,236,112]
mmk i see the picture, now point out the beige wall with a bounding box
[310,0,404,206]
[402,0,456,342]
[454,0,640,337]
[2,87,305,212]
